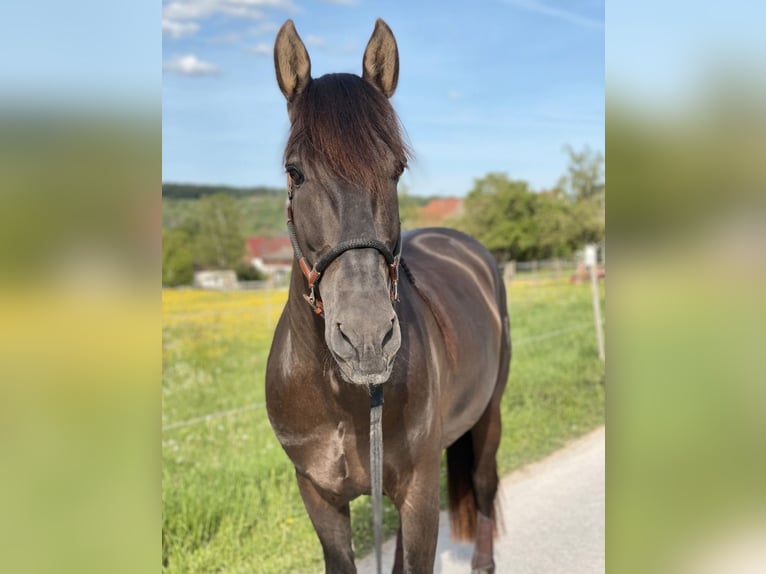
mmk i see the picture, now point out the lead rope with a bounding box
[369,383,384,574]
[288,179,390,571]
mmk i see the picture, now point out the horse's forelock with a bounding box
[284,73,410,195]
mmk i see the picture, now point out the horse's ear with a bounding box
[274,20,311,102]
[362,19,399,98]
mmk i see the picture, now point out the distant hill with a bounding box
[162,183,461,238]
[162,183,282,200]
[162,183,286,237]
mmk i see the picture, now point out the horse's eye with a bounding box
[286,165,305,187]
[393,163,406,181]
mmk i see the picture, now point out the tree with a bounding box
[234,261,266,281]
[458,174,541,262]
[193,193,246,269]
[571,199,604,245]
[162,228,194,286]
[533,192,581,259]
[457,172,604,263]
[559,145,605,244]
[561,145,604,203]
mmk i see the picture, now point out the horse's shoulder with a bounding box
[399,227,503,364]
[404,225,494,257]
[402,227,500,292]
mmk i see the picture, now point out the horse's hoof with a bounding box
[470,556,495,574]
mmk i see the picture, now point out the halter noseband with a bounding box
[286,181,401,316]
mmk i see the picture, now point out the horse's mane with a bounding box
[284,73,411,195]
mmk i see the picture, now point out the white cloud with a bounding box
[304,34,327,49]
[503,0,603,29]
[448,90,463,100]
[162,0,296,39]
[208,31,244,44]
[162,1,209,21]
[163,0,293,21]
[249,43,272,56]
[248,21,279,36]
[162,17,200,38]
[163,54,220,75]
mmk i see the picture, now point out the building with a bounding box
[417,197,464,227]
[245,235,294,281]
[193,270,239,290]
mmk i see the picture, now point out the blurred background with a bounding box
[607,1,766,573]
[0,1,159,573]
[2,0,765,572]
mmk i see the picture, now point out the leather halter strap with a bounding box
[286,185,401,315]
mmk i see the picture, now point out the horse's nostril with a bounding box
[336,323,354,348]
[381,318,395,349]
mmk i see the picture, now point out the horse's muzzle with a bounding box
[328,316,401,385]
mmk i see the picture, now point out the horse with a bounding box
[266,19,511,573]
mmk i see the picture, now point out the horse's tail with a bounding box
[446,431,478,541]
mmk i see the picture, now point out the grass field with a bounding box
[162,278,605,573]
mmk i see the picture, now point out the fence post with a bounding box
[504,260,516,283]
[585,244,605,361]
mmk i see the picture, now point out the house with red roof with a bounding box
[245,235,293,280]
[417,197,463,227]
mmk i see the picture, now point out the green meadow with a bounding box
[162,278,605,573]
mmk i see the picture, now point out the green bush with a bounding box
[162,229,194,286]
[234,262,266,281]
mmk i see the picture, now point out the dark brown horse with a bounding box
[266,19,511,574]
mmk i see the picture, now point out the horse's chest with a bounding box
[275,419,366,497]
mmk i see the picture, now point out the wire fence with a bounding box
[506,259,605,285]
[163,402,266,431]
[176,257,602,293]
[162,319,602,433]
[164,262,605,432]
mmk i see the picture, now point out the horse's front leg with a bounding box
[295,471,356,574]
[394,455,441,573]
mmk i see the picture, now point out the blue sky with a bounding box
[607,0,766,111]
[162,0,604,197]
